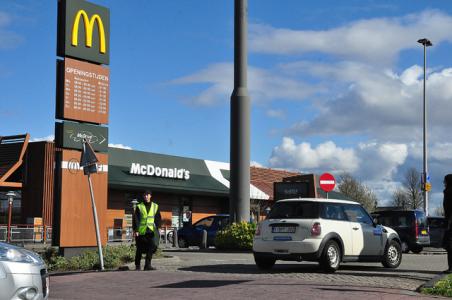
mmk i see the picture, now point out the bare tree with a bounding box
[338,173,378,212]
[390,188,409,210]
[403,167,423,210]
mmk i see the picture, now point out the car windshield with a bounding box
[268,201,320,219]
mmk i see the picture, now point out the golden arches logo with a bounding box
[71,10,106,54]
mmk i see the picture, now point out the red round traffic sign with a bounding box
[319,173,336,192]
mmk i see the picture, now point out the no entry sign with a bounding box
[319,173,336,193]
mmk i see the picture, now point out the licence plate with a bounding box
[272,226,296,233]
[421,229,427,235]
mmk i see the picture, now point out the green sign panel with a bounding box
[56,121,108,152]
[57,0,110,65]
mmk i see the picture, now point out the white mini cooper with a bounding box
[253,198,402,272]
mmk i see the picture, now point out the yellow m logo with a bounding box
[71,10,106,54]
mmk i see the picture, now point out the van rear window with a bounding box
[268,202,320,219]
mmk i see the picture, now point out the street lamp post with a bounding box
[6,191,15,243]
[417,38,432,216]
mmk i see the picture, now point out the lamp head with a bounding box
[417,38,432,47]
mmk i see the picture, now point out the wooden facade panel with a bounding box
[58,150,108,247]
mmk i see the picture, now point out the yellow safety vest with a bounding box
[137,202,159,236]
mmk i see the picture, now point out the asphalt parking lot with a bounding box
[49,248,449,299]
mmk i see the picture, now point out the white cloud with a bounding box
[287,62,452,144]
[266,109,285,119]
[269,137,359,173]
[250,161,263,167]
[250,10,452,65]
[269,138,407,181]
[0,11,23,49]
[108,143,132,150]
[171,63,323,106]
[31,135,54,142]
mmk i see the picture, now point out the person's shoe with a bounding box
[143,266,156,271]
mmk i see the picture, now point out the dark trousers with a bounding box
[135,232,156,268]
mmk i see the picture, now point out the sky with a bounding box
[1,0,452,214]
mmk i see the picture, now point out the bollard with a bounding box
[172,228,179,248]
[200,229,207,249]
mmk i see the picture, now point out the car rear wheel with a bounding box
[410,245,423,254]
[320,240,341,273]
[254,254,276,270]
[382,240,402,268]
[178,236,189,248]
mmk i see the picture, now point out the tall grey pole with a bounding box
[88,173,105,270]
[418,38,432,216]
[230,0,250,223]
[422,43,428,216]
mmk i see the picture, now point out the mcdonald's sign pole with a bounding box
[230,0,250,223]
[81,139,104,271]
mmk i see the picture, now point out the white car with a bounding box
[253,198,402,272]
[0,242,49,300]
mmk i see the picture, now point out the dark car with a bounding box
[428,216,447,248]
[177,214,230,248]
[372,209,430,253]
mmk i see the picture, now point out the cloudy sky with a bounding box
[1,1,452,213]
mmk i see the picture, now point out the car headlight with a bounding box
[0,246,42,264]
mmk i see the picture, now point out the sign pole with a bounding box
[87,172,104,271]
[81,139,104,271]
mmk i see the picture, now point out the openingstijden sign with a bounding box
[56,57,109,124]
[319,173,336,193]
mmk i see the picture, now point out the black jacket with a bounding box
[132,201,162,233]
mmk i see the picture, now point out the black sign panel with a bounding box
[55,121,108,152]
[57,0,110,65]
[274,182,309,201]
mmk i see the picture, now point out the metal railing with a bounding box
[0,225,52,243]
[106,226,178,246]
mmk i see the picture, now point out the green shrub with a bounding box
[42,245,136,272]
[215,222,257,250]
[422,274,452,297]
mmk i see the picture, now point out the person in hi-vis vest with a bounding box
[133,190,161,270]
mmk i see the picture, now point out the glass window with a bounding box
[217,217,229,229]
[321,203,347,221]
[344,204,373,225]
[268,201,320,219]
[194,217,214,228]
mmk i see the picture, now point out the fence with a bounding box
[106,226,177,246]
[0,225,52,243]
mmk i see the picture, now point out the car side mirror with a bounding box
[373,218,378,227]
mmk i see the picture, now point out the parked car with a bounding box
[428,216,447,248]
[0,242,49,300]
[177,214,230,248]
[372,209,430,253]
[253,198,402,272]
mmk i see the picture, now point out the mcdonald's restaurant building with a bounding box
[2,139,326,250]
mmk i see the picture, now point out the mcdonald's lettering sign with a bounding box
[58,0,110,65]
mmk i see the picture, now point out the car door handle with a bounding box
[352,227,359,230]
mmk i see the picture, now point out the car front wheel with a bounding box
[382,240,402,268]
[178,236,189,248]
[320,240,341,273]
[410,245,423,254]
